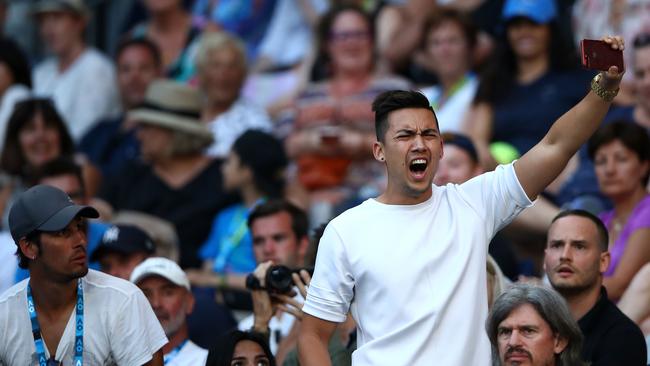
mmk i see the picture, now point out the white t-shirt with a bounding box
[0,231,17,295]
[0,269,168,366]
[165,340,208,366]
[205,98,273,158]
[33,48,121,141]
[303,163,532,365]
[420,74,478,133]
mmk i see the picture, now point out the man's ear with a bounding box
[553,334,568,355]
[600,251,611,274]
[297,236,309,265]
[19,238,38,261]
[373,141,385,162]
[185,291,196,315]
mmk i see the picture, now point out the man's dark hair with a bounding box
[372,90,437,142]
[247,200,308,241]
[587,120,650,185]
[551,209,609,252]
[115,38,162,69]
[486,284,587,366]
[28,157,85,196]
[16,230,41,269]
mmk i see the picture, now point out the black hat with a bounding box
[8,184,99,243]
[90,224,155,262]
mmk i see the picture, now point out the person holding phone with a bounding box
[298,34,625,365]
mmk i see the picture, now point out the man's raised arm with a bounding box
[515,36,625,200]
[298,314,338,366]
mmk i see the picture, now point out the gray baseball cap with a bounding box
[8,184,99,243]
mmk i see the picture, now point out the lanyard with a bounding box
[27,279,84,366]
[430,73,472,111]
[163,339,188,365]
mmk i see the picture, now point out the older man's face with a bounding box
[198,45,245,108]
[497,304,567,366]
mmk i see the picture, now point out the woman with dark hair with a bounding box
[206,330,275,366]
[467,0,588,168]
[280,4,409,212]
[588,121,650,300]
[0,38,32,150]
[188,130,288,291]
[0,98,97,228]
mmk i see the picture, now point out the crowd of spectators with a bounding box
[0,0,649,365]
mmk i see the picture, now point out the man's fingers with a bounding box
[300,269,312,286]
[292,272,308,298]
[277,304,303,320]
[273,293,303,310]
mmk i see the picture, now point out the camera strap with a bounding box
[27,279,84,366]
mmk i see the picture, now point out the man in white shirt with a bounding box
[132,257,209,366]
[298,37,625,365]
[0,184,166,365]
[32,0,120,140]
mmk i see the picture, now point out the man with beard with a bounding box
[0,185,166,365]
[486,283,586,366]
[132,257,208,365]
[544,209,646,365]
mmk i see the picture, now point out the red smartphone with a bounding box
[581,39,624,72]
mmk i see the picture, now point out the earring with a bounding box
[380,157,385,161]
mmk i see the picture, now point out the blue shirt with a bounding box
[198,204,256,274]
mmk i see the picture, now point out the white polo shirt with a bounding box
[303,163,532,365]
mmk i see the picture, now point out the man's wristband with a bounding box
[591,73,618,103]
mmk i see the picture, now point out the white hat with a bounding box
[130,257,190,290]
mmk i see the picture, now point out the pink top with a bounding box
[599,194,650,276]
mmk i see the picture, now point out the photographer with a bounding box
[238,202,354,366]
[237,200,309,356]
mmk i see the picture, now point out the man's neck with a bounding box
[57,42,85,73]
[562,284,602,321]
[516,56,549,84]
[29,270,79,316]
[201,99,236,123]
[163,324,189,354]
[377,185,433,205]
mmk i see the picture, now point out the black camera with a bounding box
[245,265,312,294]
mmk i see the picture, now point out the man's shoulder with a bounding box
[588,296,645,339]
[83,269,142,298]
[0,278,28,304]
[78,48,114,71]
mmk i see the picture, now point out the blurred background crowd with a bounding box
[0,0,649,364]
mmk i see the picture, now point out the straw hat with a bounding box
[32,0,91,18]
[128,79,214,142]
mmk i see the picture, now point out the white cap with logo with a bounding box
[130,257,190,290]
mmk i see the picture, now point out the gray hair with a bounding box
[485,283,587,366]
[194,31,247,70]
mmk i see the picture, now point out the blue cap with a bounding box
[502,0,557,24]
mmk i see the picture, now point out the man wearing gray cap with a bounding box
[0,185,167,365]
[132,257,209,365]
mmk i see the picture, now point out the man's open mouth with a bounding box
[409,158,428,180]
